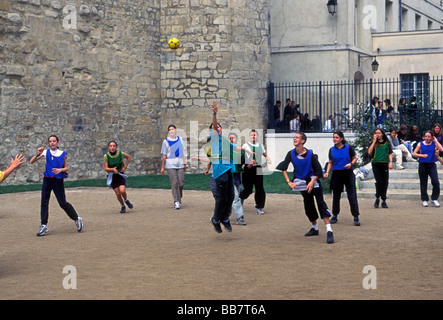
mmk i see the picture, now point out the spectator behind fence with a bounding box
[273,100,281,127]
[290,114,301,132]
[301,113,311,131]
[432,123,443,157]
[323,115,334,132]
[312,115,322,132]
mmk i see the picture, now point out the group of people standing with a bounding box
[368,124,443,209]
[2,101,442,242]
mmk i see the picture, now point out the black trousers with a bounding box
[330,170,359,217]
[213,170,234,222]
[40,177,78,225]
[300,186,331,222]
[418,162,440,201]
[240,165,266,209]
[371,162,389,201]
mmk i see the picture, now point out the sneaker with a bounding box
[423,201,429,207]
[236,217,246,225]
[211,218,222,233]
[120,205,126,213]
[36,224,49,237]
[374,198,380,208]
[256,208,264,215]
[330,215,338,224]
[174,201,180,210]
[327,231,334,244]
[304,228,319,237]
[221,219,232,232]
[381,201,388,208]
[125,199,133,209]
[353,217,361,226]
[431,200,440,207]
[396,164,404,170]
[75,217,83,232]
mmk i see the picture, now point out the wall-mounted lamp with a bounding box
[327,0,337,15]
[358,54,379,73]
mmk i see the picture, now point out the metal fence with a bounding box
[268,76,443,133]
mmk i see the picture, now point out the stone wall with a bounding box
[0,0,271,185]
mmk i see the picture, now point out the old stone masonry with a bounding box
[0,0,271,184]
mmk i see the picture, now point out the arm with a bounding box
[211,101,219,135]
[205,162,212,176]
[367,134,377,156]
[323,159,333,178]
[52,157,68,175]
[412,143,426,159]
[0,154,26,182]
[30,147,45,164]
[160,154,166,175]
[120,153,131,173]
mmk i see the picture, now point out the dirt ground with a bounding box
[0,187,442,300]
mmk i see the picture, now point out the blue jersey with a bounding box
[291,149,314,179]
[211,133,236,179]
[331,144,351,170]
[419,141,437,163]
[44,149,68,179]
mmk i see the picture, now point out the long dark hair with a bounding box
[373,128,390,149]
[333,131,347,146]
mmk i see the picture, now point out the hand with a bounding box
[9,154,26,170]
[160,168,164,175]
[344,163,352,169]
[52,168,64,174]
[388,162,393,169]
[288,181,296,189]
[37,147,44,156]
[211,101,219,114]
[306,180,314,193]
[113,168,119,174]
[323,172,329,179]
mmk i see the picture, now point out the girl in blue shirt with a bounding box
[30,135,83,236]
[413,131,443,207]
[324,131,360,226]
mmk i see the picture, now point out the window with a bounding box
[400,73,430,108]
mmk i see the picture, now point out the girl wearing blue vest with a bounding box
[161,124,186,210]
[324,131,360,226]
[413,131,443,207]
[276,132,334,244]
[30,135,83,236]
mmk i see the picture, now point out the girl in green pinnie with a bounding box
[104,141,134,213]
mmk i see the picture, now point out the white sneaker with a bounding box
[256,208,264,215]
[423,201,429,207]
[174,201,181,210]
[75,217,83,232]
[36,224,49,236]
[396,164,404,170]
[431,200,440,207]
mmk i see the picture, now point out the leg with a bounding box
[344,171,360,218]
[253,169,266,209]
[418,163,429,202]
[177,168,185,201]
[231,183,244,220]
[166,169,180,203]
[40,177,52,225]
[330,174,343,217]
[429,163,440,201]
[239,167,253,201]
[52,179,78,221]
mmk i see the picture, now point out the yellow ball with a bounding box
[168,38,180,50]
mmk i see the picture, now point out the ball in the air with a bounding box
[168,38,180,50]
